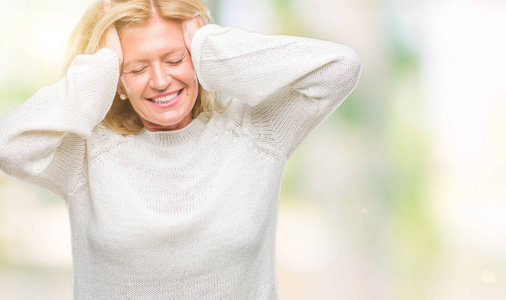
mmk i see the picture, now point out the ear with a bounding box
[117,79,127,97]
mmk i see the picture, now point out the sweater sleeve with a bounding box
[0,48,119,200]
[191,24,362,159]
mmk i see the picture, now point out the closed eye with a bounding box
[166,58,183,65]
[129,67,147,74]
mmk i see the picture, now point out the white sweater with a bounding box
[0,24,361,299]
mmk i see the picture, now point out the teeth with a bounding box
[151,90,181,103]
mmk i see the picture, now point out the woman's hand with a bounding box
[103,24,123,68]
[182,15,205,55]
[102,0,123,68]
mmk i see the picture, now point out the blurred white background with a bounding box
[1,0,506,299]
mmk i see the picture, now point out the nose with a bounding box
[149,63,172,90]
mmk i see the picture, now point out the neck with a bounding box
[141,113,193,132]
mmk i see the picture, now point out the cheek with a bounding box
[122,76,147,96]
[172,68,198,97]
[178,61,197,85]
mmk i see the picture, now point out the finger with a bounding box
[181,21,193,53]
[184,30,192,54]
[195,15,205,28]
[104,0,111,11]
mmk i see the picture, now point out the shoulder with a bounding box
[209,96,258,132]
[87,123,130,159]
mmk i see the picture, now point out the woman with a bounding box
[0,0,361,298]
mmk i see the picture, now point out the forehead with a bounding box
[120,17,185,55]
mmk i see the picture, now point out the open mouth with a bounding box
[148,89,183,103]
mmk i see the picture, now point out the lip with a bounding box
[149,89,183,100]
[146,89,184,108]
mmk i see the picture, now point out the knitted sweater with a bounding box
[0,24,361,299]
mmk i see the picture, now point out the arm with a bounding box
[191,24,362,158]
[0,48,119,200]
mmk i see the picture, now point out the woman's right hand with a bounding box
[103,24,123,68]
[102,0,123,69]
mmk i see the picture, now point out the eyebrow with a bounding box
[123,49,186,70]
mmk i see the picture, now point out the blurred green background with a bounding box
[1,0,506,299]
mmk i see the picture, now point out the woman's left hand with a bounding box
[182,15,205,55]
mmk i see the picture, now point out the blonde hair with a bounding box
[65,0,226,136]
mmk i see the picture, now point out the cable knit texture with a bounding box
[0,24,361,299]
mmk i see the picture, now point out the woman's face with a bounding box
[118,17,198,131]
